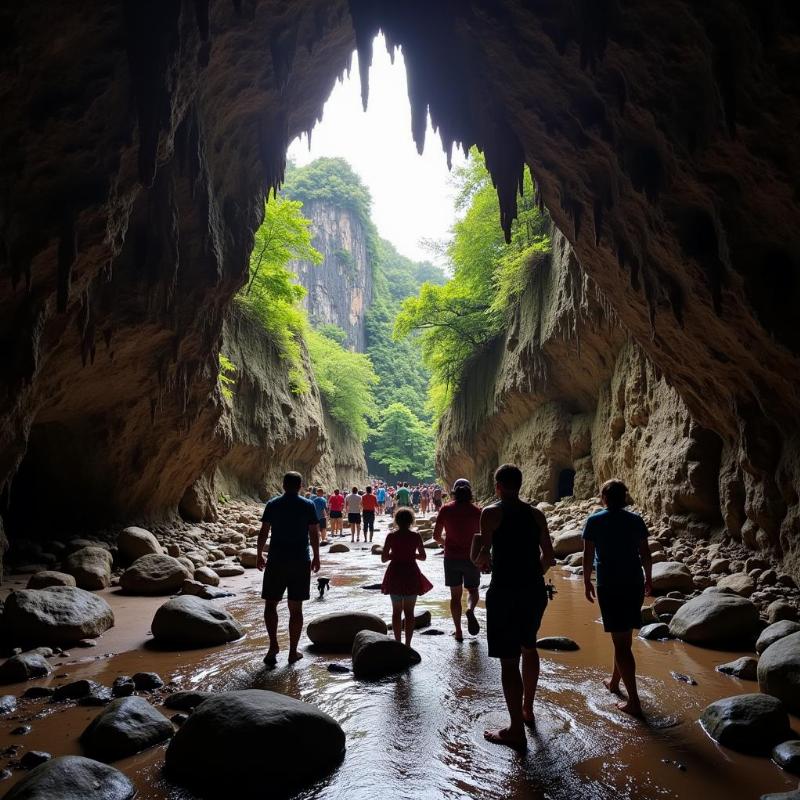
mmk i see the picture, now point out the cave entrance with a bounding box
[556,468,576,501]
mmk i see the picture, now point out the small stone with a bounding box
[328,543,350,554]
[768,600,799,624]
[326,663,350,673]
[0,695,18,713]
[163,690,213,712]
[671,671,697,685]
[132,672,164,691]
[53,679,97,701]
[536,636,580,651]
[11,726,31,736]
[0,653,52,685]
[717,657,758,681]
[639,623,671,640]
[22,686,55,699]
[20,751,51,770]
[361,583,382,590]
[772,740,800,774]
[76,639,98,648]
[421,628,446,636]
[112,676,136,697]
[213,565,245,577]
[78,685,114,706]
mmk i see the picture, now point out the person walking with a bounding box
[420,484,430,515]
[381,508,433,646]
[328,488,345,537]
[396,482,411,509]
[582,479,653,717]
[474,464,555,749]
[411,485,421,511]
[434,478,482,641]
[345,486,363,542]
[256,471,321,667]
[432,484,443,511]
[376,483,386,515]
[362,485,378,542]
[312,487,329,543]
[385,486,395,518]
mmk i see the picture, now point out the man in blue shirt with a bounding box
[257,471,321,667]
[312,488,329,543]
[582,479,652,717]
[376,484,386,515]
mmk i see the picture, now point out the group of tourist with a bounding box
[298,481,446,544]
[256,465,653,750]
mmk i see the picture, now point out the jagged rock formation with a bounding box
[1,2,799,578]
[438,228,724,541]
[288,200,372,351]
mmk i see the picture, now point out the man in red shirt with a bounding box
[328,489,345,537]
[434,478,482,641]
[361,485,378,542]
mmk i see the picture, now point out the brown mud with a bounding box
[0,510,797,800]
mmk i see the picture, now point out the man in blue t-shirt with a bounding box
[312,488,328,543]
[376,484,386,515]
[257,471,320,667]
[582,478,652,717]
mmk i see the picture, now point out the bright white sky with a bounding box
[287,35,466,265]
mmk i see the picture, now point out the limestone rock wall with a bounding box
[288,200,372,352]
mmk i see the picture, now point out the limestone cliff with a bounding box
[288,200,372,352]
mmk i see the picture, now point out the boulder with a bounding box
[701,693,790,754]
[214,564,245,577]
[165,690,345,792]
[536,636,580,651]
[26,571,76,590]
[116,527,162,563]
[638,623,671,640]
[2,755,136,800]
[163,690,214,711]
[0,694,17,713]
[414,610,431,629]
[653,597,684,616]
[307,612,388,647]
[352,631,421,678]
[651,562,694,594]
[717,657,759,681]
[772,740,800,775]
[63,547,112,590]
[132,672,164,690]
[151,596,243,648]
[0,652,52,684]
[238,548,258,568]
[709,558,730,575]
[1,587,114,646]
[553,530,583,558]
[193,566,220,587]
[80,697,174,761]
[758,631,800,714]
[767,600,798,624]
[119,554,192,595]
[329,543,350,553]
[756,621,800,655]
[717,573,757,597]
[668,593,761,647]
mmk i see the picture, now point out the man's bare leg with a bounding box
[403,597,416,646]
[485,656,527,748]
[391,601,403,643]
[465,587,480,635]
[611,631,642,715]
[521,646,540,725]
[263,600,279,666]
[604,661,622,695]
[287,600,304,664]
[450,586,464,641]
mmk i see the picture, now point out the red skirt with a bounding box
[382,560,433,596]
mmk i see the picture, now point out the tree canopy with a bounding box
[368,402,436,480]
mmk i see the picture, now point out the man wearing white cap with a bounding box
[434,478,482,641]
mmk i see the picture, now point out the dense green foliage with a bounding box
[395,148,551,417]
[368,402,436,479]
[236,196,321,391]
[218,355,236,401]
[306,327,378,441]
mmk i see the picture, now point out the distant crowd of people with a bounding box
[256,466,653,750]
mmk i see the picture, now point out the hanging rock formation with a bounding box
[0,2,798,578]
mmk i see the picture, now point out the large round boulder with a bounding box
[756,621,800,655]
[717,573,756,597]
[164,690,345,793]
[651,561,694,594]
[700,693,791,754]
[119,554,192,595]
[238,548,258,568]
[307,612,388,647]
[758,631,800,714]
[116,527,162,563]
[26,571,76,590]
[80,697,173,761]
[668,592,761,647]
[0,652,52,685]
[63,547,112,590]
[351,630,421,679]
[553,530,583,558]
[1,587,114,646]
[151,596,243,648]
[2,755,136,800]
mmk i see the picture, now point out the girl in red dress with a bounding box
[381,508,433,646]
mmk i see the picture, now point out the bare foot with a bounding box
[287,651,304,664]
[263,650,279,668]
[616,699,643,717]
[452,631,464,642]
[522,707,535,727]
[603,678,622,695]
[483,727,527,750]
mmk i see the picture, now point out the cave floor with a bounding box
[0,510,797,799]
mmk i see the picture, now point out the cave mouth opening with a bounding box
[556,468,576,501]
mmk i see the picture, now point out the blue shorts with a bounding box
[390,594,418,603]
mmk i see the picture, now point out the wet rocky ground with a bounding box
[0,498,799,799]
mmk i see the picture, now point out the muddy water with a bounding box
[1,512,797,799]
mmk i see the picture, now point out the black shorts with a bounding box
[261,560,311,601]
[330,510,342,519]
[348,512,361,524]
[444,557,480,590]
[317,517,327,530]
[486,583,547,659]
[597,584,644,633]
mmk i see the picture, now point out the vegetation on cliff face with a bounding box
[395,149,551,418]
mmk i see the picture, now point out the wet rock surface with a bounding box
[352,631,422,679]
[119,555,193,595]
[307,612,388,647]
[668,594,761,648]
[151,596,244,648]
[701,694,791,754]
[758,632,800,714]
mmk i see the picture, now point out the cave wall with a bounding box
[1,1,799,577]
[288,199,373,351]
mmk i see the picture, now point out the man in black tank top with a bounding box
[473,464,555,749]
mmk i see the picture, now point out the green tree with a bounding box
[306,329,378,441]
[369,402,436,480]
[236,195,322,391]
